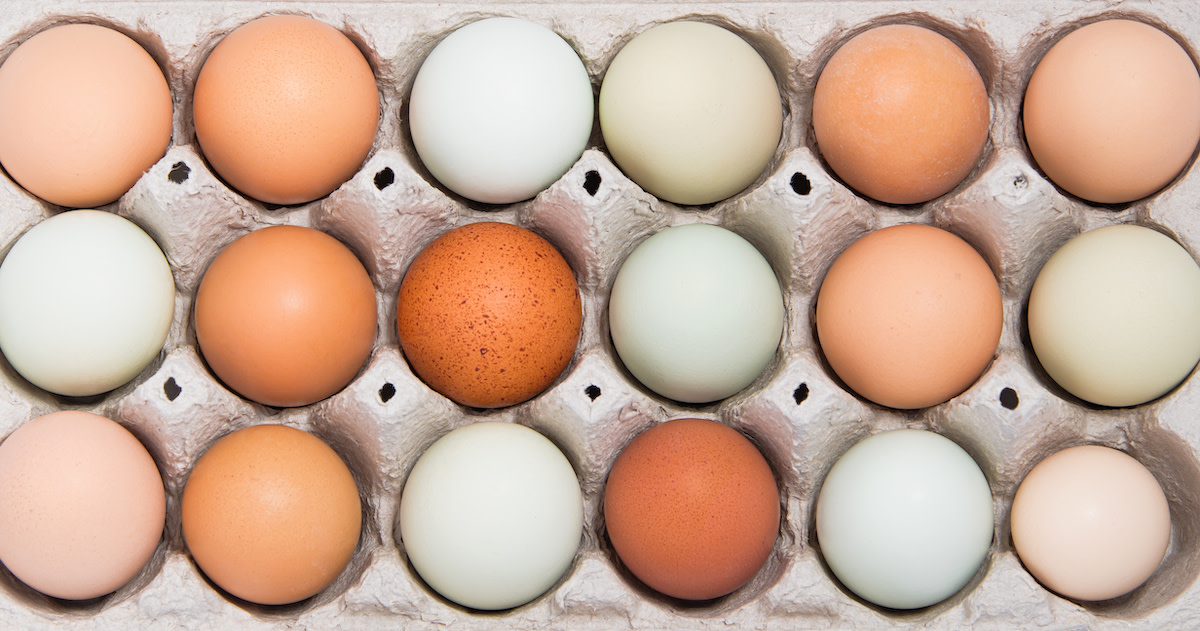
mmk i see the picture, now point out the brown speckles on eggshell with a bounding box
[396,222,582,408]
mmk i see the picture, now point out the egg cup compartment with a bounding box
[169,407,380,616]
[592,405,794,615]
[991,408,1200,618]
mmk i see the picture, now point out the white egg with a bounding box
[815,429,994,610]
[1028,224,1200,407]
[408,17,594,205]
[0,210,175,397]
[608,223,784,403]
[398,422,583,610]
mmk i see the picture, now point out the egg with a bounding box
[1011,445,1170,601]
[408,17,594,204]
[1027,224,1200,407]
[0,210,175,397]
[193,15,380,205]
[194,225,376,408]
[815,429,994,610]
[0,23,172,208]
[181,424,362,606]
[815,224,1002,409]
[603,418,780,601]
[812,23,989,205]
[398,422,583,610]
[1023,19,1200,204]
[0,411,165,600]
[608,224,784,403]
[598,21,783,205]
[396,222,581,408]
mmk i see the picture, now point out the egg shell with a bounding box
[193,14,380,205]
[0,209,175,397]
[396,222,582,409]
[608,223,785,404]
[1022,19,1200,204]
[0,411,165,601]
[603,418,780,601]
[812,23,989,205]
[180,424,363,606]
[815,429,994,610]
[1027,224,1200,407]
[0,23,172,208]
[1011,445,1171,601]
[408,17,594,204]
[598,20,783,205]
[815,223,1003,409]
[398,421,583,610]
[194,225,377,408]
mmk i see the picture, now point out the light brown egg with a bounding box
[193,15,379,205]
[194,225,377,408]
[815,224,1002,409]
[396,222,582,408]
[812,24,989,205]
[181,424,362,606]
[1023,19,1200,204]
[0,23,172,208]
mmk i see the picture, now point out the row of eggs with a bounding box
[0,409,1173,614]
[0,14,1197,211]
[3,206,1198,414]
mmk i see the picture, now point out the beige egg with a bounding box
[1011,445,1171,601]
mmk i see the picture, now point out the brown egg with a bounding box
[0,23,172,208]
[815,224,1002,409]
[603,418,780,601]
[181,424,362,606]
[195,225,377,407]
[812,24,989,205]
[396,222,582,408]
[1023,19,1200,204]
[193,15,379,205]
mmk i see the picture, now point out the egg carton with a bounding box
[0,0,1198,629]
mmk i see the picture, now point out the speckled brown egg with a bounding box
[396,222,582,408]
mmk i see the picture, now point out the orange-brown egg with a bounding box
[812,24,989,205]
[193,15,379,205]
[603,418,780,601]
[194,225,377,407]
[396,222,582,408]
[815,224,1003,409]
[181,424,362,606]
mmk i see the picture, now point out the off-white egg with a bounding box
[398,422,583,610]
[409,17,593,204]
[1028,224,1200,407]
[608,223,784,403]
[815,429,994,610]
[0,210,174,397]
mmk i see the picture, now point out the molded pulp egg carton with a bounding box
[0,0,1199,629]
